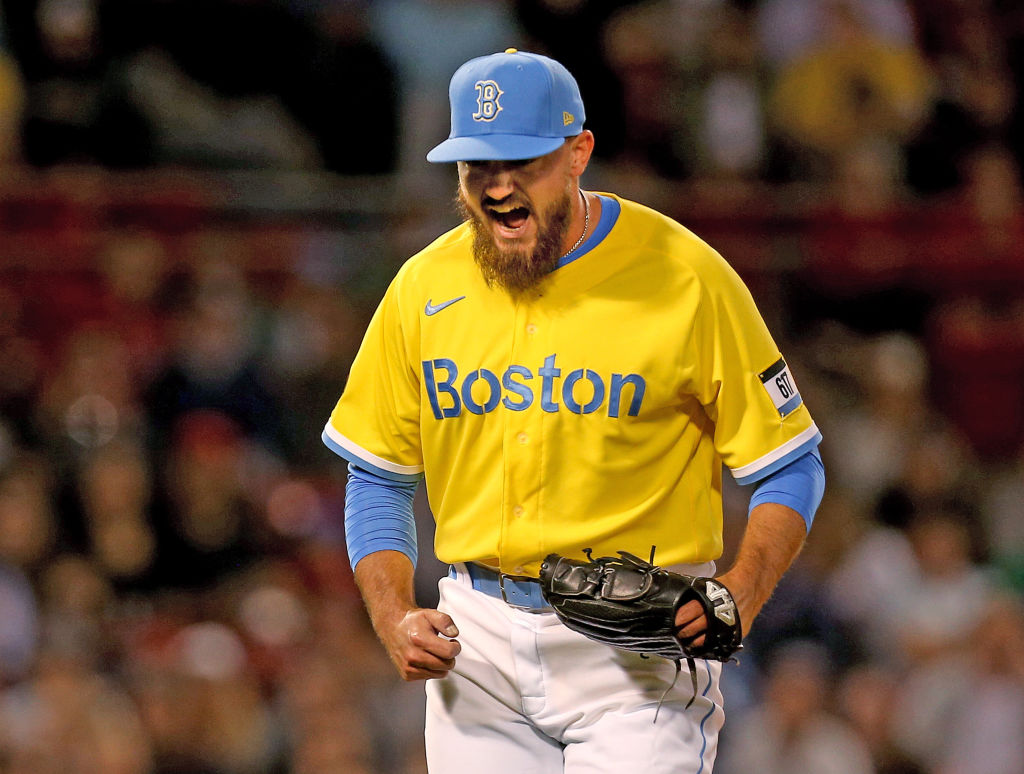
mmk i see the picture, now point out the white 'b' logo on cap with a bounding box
[473,80,503,122]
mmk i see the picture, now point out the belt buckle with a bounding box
[498,572,514,606]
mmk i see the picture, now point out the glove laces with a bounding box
[642,545,702,723]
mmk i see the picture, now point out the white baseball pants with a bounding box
[424,568,725,773]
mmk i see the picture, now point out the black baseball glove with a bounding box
[538,549,743,662]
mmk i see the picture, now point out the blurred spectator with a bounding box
[0,650,155,774]
[768,0,933,184]
[0,453,57,574]
[69,440,158,590]
[830,505,995,668]
[892,594,1024,774]
[689,5,771,182]
[1001,1,1024,178]
[981,451,1024,592]
[0,18,24,166]
[958,144,1024,229]
[927,294,1024,461]
[788,143,934,337]
[826,504,918,662]
[150,409,271,590]
[36,554,112,670]
[890,508,994,662]
[0,287,45,447]
[264,276,364,468]
[837,664,927,774]
[143,259,283,455]
[914,143,1024,300]
[602,0,724,180]
[913,144,1024,458]
[605,1,773,183]
[295,1,400,175]
[821,331,987,662]
[0,560,38,685]
[94,230,173,382]
[905,0,1020,197]
[756,0,917,68]
[139,258,291,591]
[368,0,525,187]
[905,71,1017,199]
[126,619,286,773]
[873,424,984,536]
[278,651,377,774]
[104,0,318,165]
[1,0,154,167]
[35,326,145,462]
[818,333,938,506]
[717,640,875,774]
[175,622,283,772]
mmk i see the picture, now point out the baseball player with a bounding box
[323,49,825,772]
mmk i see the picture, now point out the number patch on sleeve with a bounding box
[758,357,803,417]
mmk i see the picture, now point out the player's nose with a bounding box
[482,167,516,200]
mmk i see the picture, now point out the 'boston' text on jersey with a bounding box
[422,354,646,419]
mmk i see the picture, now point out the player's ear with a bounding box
[567,130,595,176]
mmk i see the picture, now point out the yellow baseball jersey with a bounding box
[324,195,820,576]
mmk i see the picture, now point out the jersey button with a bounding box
[517,432,528,444]
[526,323,537,335]
[513,505,524,518]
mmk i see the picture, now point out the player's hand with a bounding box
[674,598,710,649]
[674,571,756,648]
[380,608,461,681]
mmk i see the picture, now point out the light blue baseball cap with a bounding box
[427,48,586,163]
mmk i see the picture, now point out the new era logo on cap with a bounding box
[427,48,586,163]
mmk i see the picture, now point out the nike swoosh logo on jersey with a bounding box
[424,296,466,316]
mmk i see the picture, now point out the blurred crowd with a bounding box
[0,1,1023,773]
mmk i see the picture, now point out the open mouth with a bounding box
[486,203,532,238]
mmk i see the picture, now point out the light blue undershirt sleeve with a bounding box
[345,462,419,570]
[746,447,825,531]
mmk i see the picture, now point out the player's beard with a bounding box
[457,187,573,299]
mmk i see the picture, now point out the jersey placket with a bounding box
[496,299,549,575]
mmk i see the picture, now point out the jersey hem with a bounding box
[322,424,424,483]
[730,425,822,485]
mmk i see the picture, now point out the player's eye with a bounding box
[462,159,535,174]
